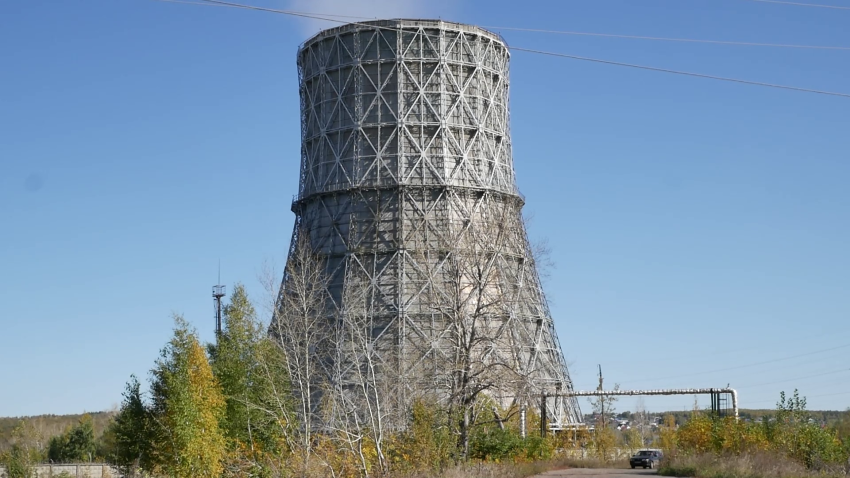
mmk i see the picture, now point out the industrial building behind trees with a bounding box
[271,19,582,444]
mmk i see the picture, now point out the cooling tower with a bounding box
[277,19,581,427]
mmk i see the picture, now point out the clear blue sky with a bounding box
[1,0,848,418]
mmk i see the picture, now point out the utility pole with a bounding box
[540,393,547,438]
[598,364,604,429]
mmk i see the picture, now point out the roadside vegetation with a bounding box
[2,282,849,477]
[658,391,850,478]
[0,284,575,478]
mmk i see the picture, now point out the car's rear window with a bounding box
[638,451,653,456]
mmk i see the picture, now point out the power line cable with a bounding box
[510,46,850,98]
[168,0,850,99]
[602,325,850,368]
[746,389,850,405]
[618,343,850,385]
[154,0,234,7]
[156,0,373,21]
[154,0,374,18]
[161,0,850,51]
[482,25,850,51]
[750,367,850,387]
[743,0,850,10]
[612,347,850,389]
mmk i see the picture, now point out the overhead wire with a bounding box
[750,367,850,387]
[156,0,372,21]
[743,0,850,10]
[511,46,850,98]
[617,343,850,385]
[480,26,850,51]
[153,0,850,99]
[598,324,850,368]
[745,389,850,405]
[637,348,850,385]
[154,0,373,18]
[605,346,850,391]
[162,0,850,51]
[154,0,236,7]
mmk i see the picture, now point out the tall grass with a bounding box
[659,451,849,478]
[391,455,628,478]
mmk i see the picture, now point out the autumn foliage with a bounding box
[661,391,849,478]
[19,283,844,478]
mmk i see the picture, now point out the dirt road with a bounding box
[531,469,660,478]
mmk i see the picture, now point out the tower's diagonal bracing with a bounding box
[276,19,582,428]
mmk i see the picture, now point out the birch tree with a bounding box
[419,196,524,459]
[267,231,332,470]
[322,270,393,475]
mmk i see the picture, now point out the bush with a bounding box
[470,427,526,461]
[387,400,455,473]
[666,391,850,477]
[47,415,97,463]
[0,445,36,478]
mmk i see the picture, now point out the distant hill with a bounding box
[0,412,114,451]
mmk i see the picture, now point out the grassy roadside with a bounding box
[393,456,629,478]
[658,452,849,478]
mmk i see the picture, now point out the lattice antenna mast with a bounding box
[213,263,226,337]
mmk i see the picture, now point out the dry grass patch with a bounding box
[389,455,629,478]
[659,452,849,478]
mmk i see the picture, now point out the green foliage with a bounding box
[0,413,114,456]
[47,414,97,463]
[757,390,845,470]
[107,375,151,475]
[208,283,289,462]
[658,451,846,478]
[620,427,643,451]
[524,435,555,461]
[587,384,620,460]
[388,400,554,472]
[672,390,849,473]
[590,424,617,460]
[148,316,227,478]
[1,447,36,478]
[658,463,698,478]
[470,427,526,461]
[468,415,554,463]
[388,400,454,473]
[0,421,44,478]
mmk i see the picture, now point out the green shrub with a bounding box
[470,427,525,461]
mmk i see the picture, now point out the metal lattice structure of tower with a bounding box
[276,19,582,427]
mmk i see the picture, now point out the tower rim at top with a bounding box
[299,19,509,52]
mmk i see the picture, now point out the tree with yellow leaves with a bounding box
[149,315,226,478]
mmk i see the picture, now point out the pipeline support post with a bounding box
[540,393,547,438]
[550,388,740,421]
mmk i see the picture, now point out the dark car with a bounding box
[630,449,663,469]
